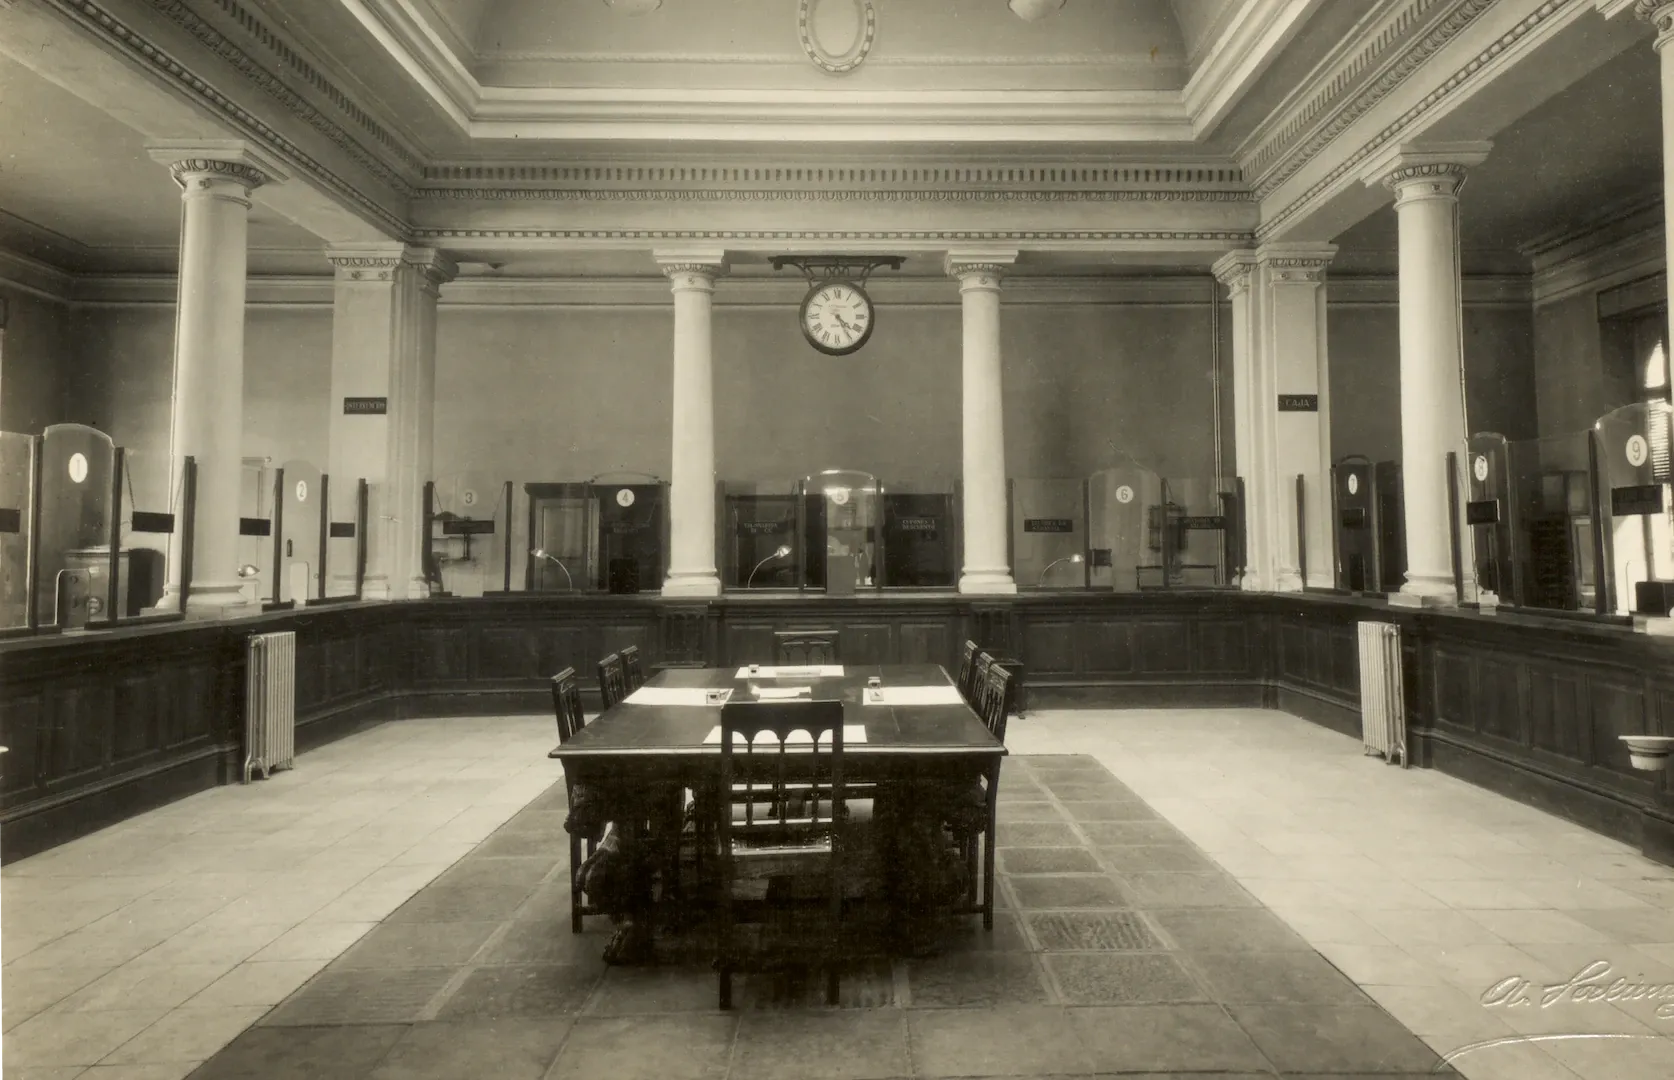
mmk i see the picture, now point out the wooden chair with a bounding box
[716,699,848,1009]
[952,661,1012,928]
[597,652,629,710]
[620,645,646,691]
[549,668,602,933]
[774,630,839,666]
[956,639,980,704]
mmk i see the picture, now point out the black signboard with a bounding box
[131,511,175,534]
[895,517,939,531]
[1023,518,1075,533]
[738,520,788,535]
[1181,515,1226,530]
[239,517,272,537]
[343,396,388,415]
[0,508,19,534]
[1465,499,1501,526]
[1278,394,1319,412]
[1612,484,1666,517]
[442,518,496,536]
[329,522,357,538]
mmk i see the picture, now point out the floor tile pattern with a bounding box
[170,753,1456,1079]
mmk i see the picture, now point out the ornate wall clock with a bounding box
[772,255,903,357]
[799,279,874,356]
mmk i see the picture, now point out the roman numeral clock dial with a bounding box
[799,280,875,356]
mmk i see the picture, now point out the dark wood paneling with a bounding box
[896,621,951,667]
[6,588,1674,875]
[1476,657,1525,745]
[1078,621,1134,675]
[840,623,893,665]
[1023,622,1078,675]
[1591,678,1649,779]
[1195,621,1248,675]
[1529,668,1586,762]
[1134,621,1190,674]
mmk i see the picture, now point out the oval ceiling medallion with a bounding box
[798,0,876,75]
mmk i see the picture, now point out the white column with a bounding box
[147,142,285,615]
[948,249,1019,595]
[325,245,455,600]
[656,250,727,598]
[1364,143,1490,606]
[1257,245,1336,591]
[1643,2,1674,336]
[1213,251,1267,590]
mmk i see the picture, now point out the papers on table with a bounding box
[733,665,845,679]
[623,686,732,706]
[750,686,812,700]
[862,685,964,707]
[703,724,868,747]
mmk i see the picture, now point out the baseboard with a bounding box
[1271,684,1360,739]
[1027,681,1265,710]
[1418,728,1649,854]
[0,746,229,864]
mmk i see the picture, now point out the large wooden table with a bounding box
[552,663,1006,779]
[551,663,1008,954]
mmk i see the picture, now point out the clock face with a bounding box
[800,281,874,355]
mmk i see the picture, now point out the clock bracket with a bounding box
[770,255,904,288]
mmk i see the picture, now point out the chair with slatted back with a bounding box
[948,660,1011,927]
[597,652,629,710]
[969,651,995,718]
[716,698,848,1009]
[548,668,602,932]
[773,630,839,667]
[956,639,980,704]
[620,645,646,691]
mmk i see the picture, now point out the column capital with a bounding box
[654,249,728,291]
[1211,250,1258,296]
[146,139,287,197]
[327,243,457,291]
[1255,242,1337,284]
[1360,141,1491,199]
[945,248,1019,286]
[1635,0,1674,47]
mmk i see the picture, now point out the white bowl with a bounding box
[1619,735,1674,771]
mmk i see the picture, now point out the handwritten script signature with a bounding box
[1481,960,1674,1020]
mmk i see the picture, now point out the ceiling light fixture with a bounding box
[603,0,662,13]
[1008,0,1065,21]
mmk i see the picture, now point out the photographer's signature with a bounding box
[1480,960,1674,1019]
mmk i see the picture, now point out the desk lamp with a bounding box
[530,549,574,590]
[747,545,793,588]
[1037,551,1084,587]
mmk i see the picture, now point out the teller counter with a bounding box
[2,590,1672,868]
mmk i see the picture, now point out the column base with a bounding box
[958,569,1017,595]
[662,572,721,598]
[1390,575,1457,609]
[176,582,252,618]
[1239,573,1269,592]
[1272,568,1305,593]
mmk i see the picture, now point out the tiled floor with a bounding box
[3,707,1673,1079]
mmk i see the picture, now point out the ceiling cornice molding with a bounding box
[410,229,1256,253]
[183,0,426,176]
[1523,198,1665,306]
[335,0,1198,143]
[412,188,1253,205]
[337,0,477,132]
[0,247,75,304]
[1183,0,1326,137]
[43,0,409,237]
[1328,273,1532,306]
[1239,0,1474,193]
[418,160,1247,189]
[1256,0,1582,243]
